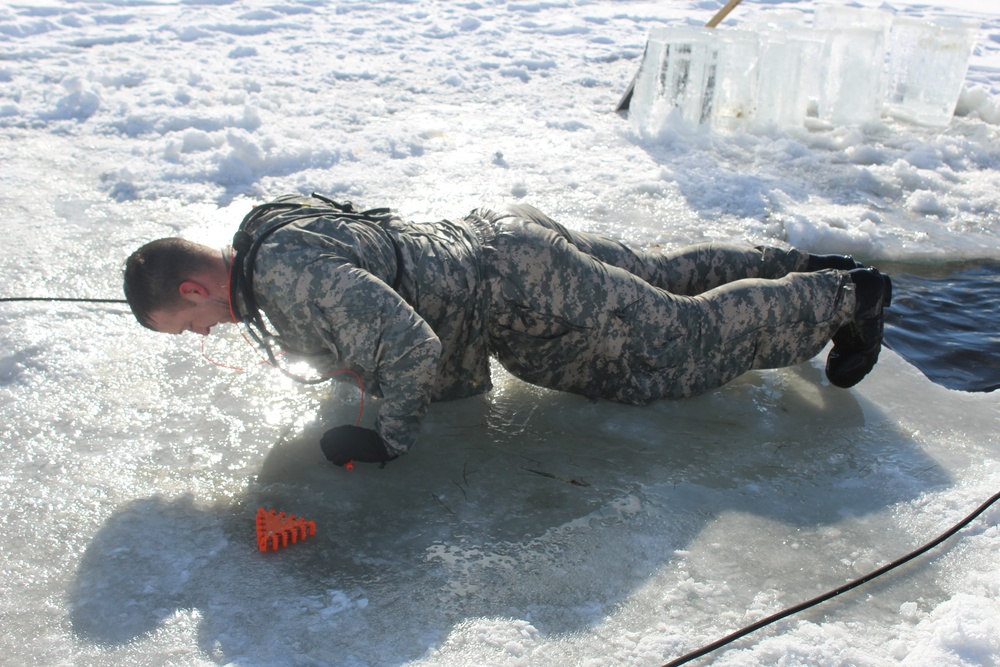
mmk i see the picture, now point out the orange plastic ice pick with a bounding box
[256,507,316,552]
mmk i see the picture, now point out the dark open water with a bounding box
[881,260,1000,393]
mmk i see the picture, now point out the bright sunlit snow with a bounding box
[1,0,999,666]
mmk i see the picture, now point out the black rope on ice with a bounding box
[660,490,1000,667]
[0,297,127,304]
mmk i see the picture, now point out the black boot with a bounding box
[825,268,893,388]
[807,253,864,272]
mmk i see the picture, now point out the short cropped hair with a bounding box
[123,238,215,330]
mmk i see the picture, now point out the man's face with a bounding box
[149,297,233,336]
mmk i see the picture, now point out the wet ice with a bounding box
[1,0,999,666]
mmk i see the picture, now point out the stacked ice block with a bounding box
[630,7,980,133]
[885,16,982,126]
[813,6,893,127]
[630,27,721,133]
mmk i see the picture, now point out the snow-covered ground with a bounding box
[1,0,999,665]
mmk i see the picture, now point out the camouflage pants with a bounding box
[479,206,855,403]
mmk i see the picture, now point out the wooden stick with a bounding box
[615,0,747,113]
[706,0,746,28]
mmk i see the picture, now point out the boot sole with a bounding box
[825,270,892,388]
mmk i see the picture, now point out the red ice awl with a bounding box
[256,507,316,552]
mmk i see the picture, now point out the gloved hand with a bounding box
[320,425,398,467]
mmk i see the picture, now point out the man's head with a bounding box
[123,238,234,335]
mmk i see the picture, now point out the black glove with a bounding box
[320,425,398,467]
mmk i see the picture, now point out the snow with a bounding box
[0,0,998,666]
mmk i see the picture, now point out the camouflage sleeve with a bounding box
[291,259,442,456]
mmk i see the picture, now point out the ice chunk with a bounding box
[631,7,978,133]
[885,17,980,127]
[711,29,760,130]
[814,7,892,126]
[742,8,808,30]
[631,26,719,132]
[753,29,823,130]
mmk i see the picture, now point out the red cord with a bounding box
[200,337,245,372]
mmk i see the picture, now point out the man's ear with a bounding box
[178,280,210,302]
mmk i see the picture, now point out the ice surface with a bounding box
[1,0,1000,666]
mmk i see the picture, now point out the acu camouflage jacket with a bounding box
[236,194,494,456]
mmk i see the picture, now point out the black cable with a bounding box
[0,297,127,303]
[662,490,1000,667]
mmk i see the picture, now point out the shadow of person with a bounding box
[68,351,954,665]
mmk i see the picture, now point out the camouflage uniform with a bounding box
[243,195,855,456]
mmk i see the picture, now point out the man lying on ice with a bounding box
[123,193,891,467]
